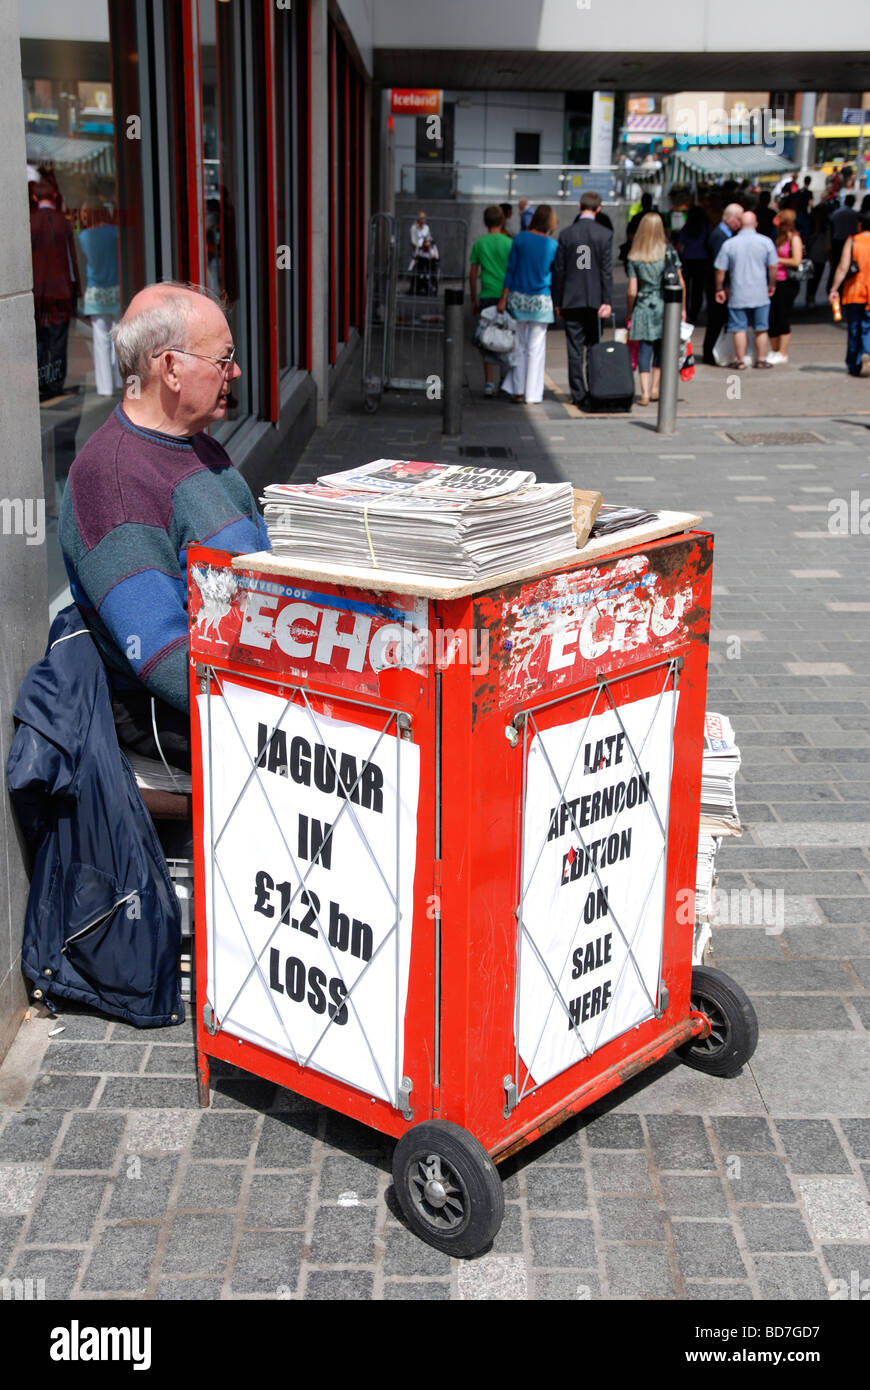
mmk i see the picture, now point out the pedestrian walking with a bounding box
[828,209,870,377]
[713,210,778,370]
[30,178,82,399]
[625,211,686,406]
[469,205,513,396]
[805,201,830,308]
[552,191,613,406]
[77,200,122,396]
[518,197,534,231]
[496,204,559,404]
[828,195,859,294]
[767,209,804,364]
[702,203,743,363]
[677,204,711,324]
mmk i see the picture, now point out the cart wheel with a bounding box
[363,395,379,414]
[392,1120,504,1258]
[677,966,758,1077]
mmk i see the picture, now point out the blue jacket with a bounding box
[6,605,184,1028]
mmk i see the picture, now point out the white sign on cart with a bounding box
[517,689,677,1088]
[198,680,420,1106]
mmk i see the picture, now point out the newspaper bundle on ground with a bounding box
[693,712,743,964]
[262,460,575,579]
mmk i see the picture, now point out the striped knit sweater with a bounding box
[59,404,270,712]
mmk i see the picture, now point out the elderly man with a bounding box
[714,210,778,370]
[59,282,269,771]
[702,202,744,364]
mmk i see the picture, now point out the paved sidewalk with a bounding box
[1,322,869,1301]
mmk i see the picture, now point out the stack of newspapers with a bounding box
[262,460,576,580]
[693,712,742,962]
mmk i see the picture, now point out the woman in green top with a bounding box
[469,205,512,395]
[626,212,686,406]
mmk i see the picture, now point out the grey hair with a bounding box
[111,281,227,383]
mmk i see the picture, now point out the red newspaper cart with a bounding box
[187,520,757,1257]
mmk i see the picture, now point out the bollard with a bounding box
[656,284,683,436]
[443,288,464,437]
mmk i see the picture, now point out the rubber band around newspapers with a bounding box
[362,501,380,569]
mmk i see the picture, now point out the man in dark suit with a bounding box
[551,191,613,406]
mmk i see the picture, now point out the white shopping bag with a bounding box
[712,328,754,367]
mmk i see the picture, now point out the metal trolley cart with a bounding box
[188,523,757,1257]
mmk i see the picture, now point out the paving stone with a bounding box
[854,997,870,1028]
[597,1196,667,1241]
[307,1270,375,1298]
[711,928,786,959]
[724,960,853,992]
[784,926,870,957]
[42,1042,146,1073]
[0,1112,63,1161]
[211,1076,278,1110]
[774,1120,851,1174]
[455,1251,527,1299]
[126,1110,198,1153]
[56,1114,127,1170]
[82,1224,161,1292]
[108,1156,178,1217]
[672,1221,747,1280]
[6,1248,85,1299]
[310,1204,377,1264]
[26,1175,107,1243]
[647,1115,715,1170]
[582,1111,645,1149]
[144,1047,197,1075]
[162,1214,236,1275]
[0,1214,24,1266]
[840,1119,870,1160]
[46,1012,111,1040]
[321,1110,393,1160]
[738,1206,814,1252]
[318,1153,382,1203]
[24,1074,99,1109]
[818,897,870,923]
[752,1034,869,1113]
[659,1175,730,1218]
[246,1173,312,1227]
[490,1201,523,1254]
[684,1281,753,1300]
[382,1279,451,1300]
[99,1077,199,1108]
[255,1113,319,1168]
[797,1178,870,1241]
[851,957,870,987]
[525,1163,588,1209]
[753,996,854,1030]
[192,1112,259,1159]
[752,1254,830,1300]
[726,1154,796,1203]
[533,1270,601,1300]
[383,1222,452,1276]
[589,1151,654,1195]
[529,1216,597,1267]
[605,1243,675,1297]
[155,1279,225,1300]
[231,1231,303,1294]
[803,848,870,869]
[177,1162,245,1211]
[820,1244,870,1287]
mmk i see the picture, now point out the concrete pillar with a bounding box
[0,0,50,1062]
[309,0,330,427]
[796,93,816,178]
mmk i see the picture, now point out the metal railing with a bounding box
[400,162,620,200]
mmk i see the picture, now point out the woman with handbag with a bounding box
[496,205,559,404]
[625,212,686,406]
[829,210,870,377]
[767,210,804,364]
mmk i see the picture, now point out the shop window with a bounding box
[514,131,541,166]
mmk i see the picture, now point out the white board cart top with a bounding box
[231,511,705,600]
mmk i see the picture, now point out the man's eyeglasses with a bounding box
[152,346,237,374]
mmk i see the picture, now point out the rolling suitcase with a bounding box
[586,320,634,412]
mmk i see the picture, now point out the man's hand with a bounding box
[554,306,562,319]
[768,284,776,297]
[598,303,612,318]
[715,289,727,304]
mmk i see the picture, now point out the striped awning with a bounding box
[671,145,799,178]
[26,134,114,174]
